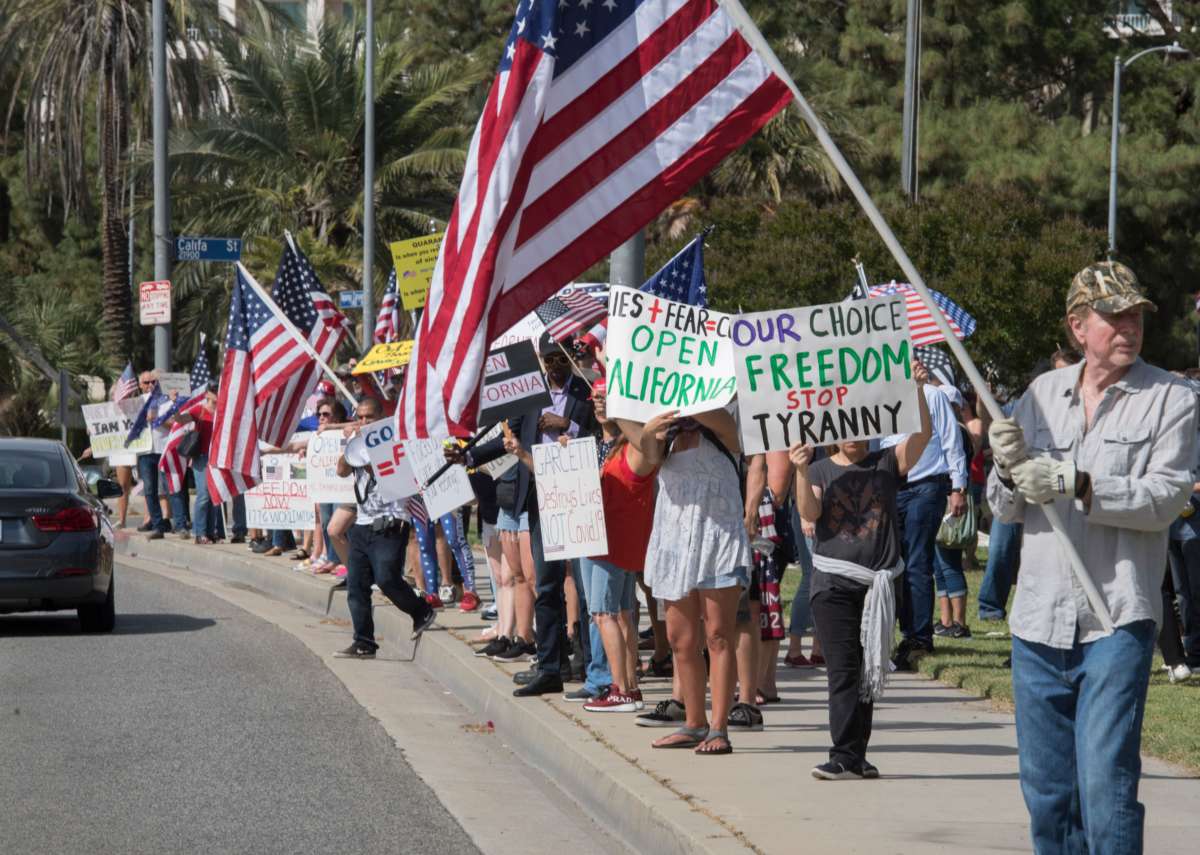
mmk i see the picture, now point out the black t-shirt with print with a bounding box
[808,447,902,596]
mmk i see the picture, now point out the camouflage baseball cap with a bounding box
[1067,261,1156,315]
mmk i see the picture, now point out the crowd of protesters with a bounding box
[109,261,1200,851]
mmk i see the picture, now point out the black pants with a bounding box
[1160,566,1186,668]
[812,583,874,768]
[347,523,430,651]
[530,511,570,675]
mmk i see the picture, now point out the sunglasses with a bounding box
[543,354,569,364]
[318,411,333,418]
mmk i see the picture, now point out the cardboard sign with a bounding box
[82,397,152,458]
[353,340,414,375]
[389,232,445,310]
[305,432,355,503]
[407,438,475,520]
[359,418,419,501]
[732,298,921,454]
[139,280,171,325]
[478,340,552,425]
[474,424,518,480]
[245,453,315,529]
[157,373,193,397]
[605,285,737,422]
[531,437,607,560]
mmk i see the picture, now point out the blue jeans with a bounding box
[933,544,967,599]
[231,494,246,538]
[318,503,337,563]
[272,529,296,550]
[788,534,815,638]
[1012,621,1156,854]
[896,477,948,647]
[138,453,168,531]
[191,453,214,539]
[574,559,610,694]
[979,519,1023,621]
[1167,537,1200,668]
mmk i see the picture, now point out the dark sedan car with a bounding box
[0,438,123,632]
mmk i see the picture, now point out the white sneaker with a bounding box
[1164,663,1193,684]
[438,585,455,604]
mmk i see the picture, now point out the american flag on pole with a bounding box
[641,230,709,306]
[111,362,138,403]
[867,282,977,347]
[207,249,351,502]
[399,0,791,437]
[375,270,402,344]
[534,288,607,342]
[124,381,167,447]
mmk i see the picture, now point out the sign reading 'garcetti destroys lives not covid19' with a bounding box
[732,297,921,454]
[605,285,737,422]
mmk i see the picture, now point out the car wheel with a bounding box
[79,576,116,634]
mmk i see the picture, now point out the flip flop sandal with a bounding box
[291,548,310,561]
[652,726,709,750]
[756,692,781,705]
[695,730,733,756]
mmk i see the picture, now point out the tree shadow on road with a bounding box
[0,613,217,637]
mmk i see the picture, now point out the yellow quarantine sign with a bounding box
[353,340,415,374]
[389,232,445,310]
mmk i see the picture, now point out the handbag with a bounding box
[177,430,201,460]
[936,492,978,550]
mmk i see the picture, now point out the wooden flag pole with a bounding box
[719,0,1113,631]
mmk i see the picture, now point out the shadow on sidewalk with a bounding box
[0,612,217,637]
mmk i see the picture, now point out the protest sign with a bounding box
[359,418,419,501]
[407,438,475,520]
[82,397,152,458]
[732,297,921,454]
[474,424,518,479]
[530,437,607,560]
[490,312,545,349]
[157,372,192,397]
[353,340,414,375]
[245,454,314,529]
[478,340,552,425]
[306,432,355,503]
[605,285,736,422]
[389,232,445,310]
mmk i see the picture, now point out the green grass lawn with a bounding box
[779,551,1200,773]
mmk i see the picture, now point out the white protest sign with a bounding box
[245,453,315,529]
[359,419,419,501]
[306,431,355,503]
[157,372,192,397]
[605,285,736,422]
[489,312,544,349]
[82,397,152,458]
[407,438,475,520]
[474,425,517,479]
[732,298,921,454]
[531,437,607,560]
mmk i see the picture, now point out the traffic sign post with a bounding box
[174,237,243,262]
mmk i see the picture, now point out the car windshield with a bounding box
[0,449,70,489]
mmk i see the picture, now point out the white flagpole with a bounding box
[235,261,360,406]
[719,0,1113,631]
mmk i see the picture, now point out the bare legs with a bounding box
[326,507,353,567]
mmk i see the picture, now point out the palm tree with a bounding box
[167,16,485,341]
[0,0,246,369]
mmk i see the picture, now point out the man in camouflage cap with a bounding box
[986,260,1195,852]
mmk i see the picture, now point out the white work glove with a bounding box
[988,417,1028,478]
[1011,457,1077,504]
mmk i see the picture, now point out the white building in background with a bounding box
[1107,1,1184,38]
[212,0,357,36]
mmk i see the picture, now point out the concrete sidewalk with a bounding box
[115,525,1199,854]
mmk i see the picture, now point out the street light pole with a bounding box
[151,0,171,372]
[1107,42,1188,257]
[362,0,376,352]
[900,0,921,203]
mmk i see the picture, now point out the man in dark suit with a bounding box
[454,334,597,696]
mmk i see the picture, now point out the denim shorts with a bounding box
[583,557,637,614]
[704,565,750,593]
[495,507,529,533]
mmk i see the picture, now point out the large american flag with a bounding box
[398,0,790,437]
[158,393,209,495]
[534,288,607,342]
[208,250,351,501]
[868,282,977,347]
[642,229,708,306]
[374,270,402,344]
[111,362,138,403]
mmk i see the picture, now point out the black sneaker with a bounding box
[812,761,864,781]
[494,639,535,663]
[411,609,437,640]
[247,537,265,551]
[727,702,764,732]
[147,530,164,541]
[333,643,376,659]
[476,636,509,658]
[891,639,932,672]
[136,521,155,532]
[252,539,274,554]
[947,622,972,639]
[933,621,951,637]
[230,534,246,544]
[861,760,880,779]
[635,698,686,727]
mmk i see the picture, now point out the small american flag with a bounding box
[125,381,167,447]
[111,362,138,403]
[642,230,709,307]
[406,494,430,526]
[158,393,209,494]
[534,288,607,342]
[914,345,955,385]
[208,249,351,502]
[868,282,976,347]
[375,270,402,344]
[398,0,791,437]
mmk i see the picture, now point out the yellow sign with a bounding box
[389,232,445,310]
[353,340,415,374]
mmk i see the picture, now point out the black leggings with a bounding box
[811,583,873,768]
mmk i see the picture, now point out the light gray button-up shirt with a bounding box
[987,358,1197,649]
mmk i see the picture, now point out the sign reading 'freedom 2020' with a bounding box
[732,298,921,454]
[605,285,736,422]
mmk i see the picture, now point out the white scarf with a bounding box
[813,554,905,702]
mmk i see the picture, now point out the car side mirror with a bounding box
[95,478,124,500]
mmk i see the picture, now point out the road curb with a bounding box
[115,534,750,855]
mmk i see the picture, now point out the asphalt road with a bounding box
[0,563,480,855]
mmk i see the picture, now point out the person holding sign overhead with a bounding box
[792,358,931,780]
